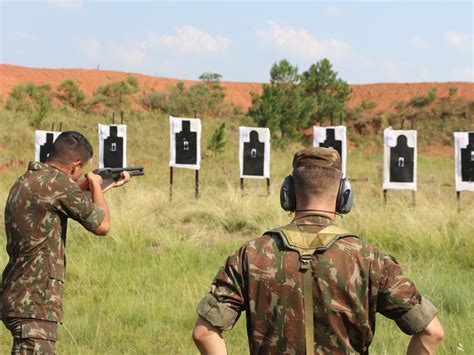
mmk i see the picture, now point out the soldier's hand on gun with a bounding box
[86,171,103,191]
[102,171,131,192]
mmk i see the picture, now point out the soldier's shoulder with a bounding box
[241,233,282,251]
[334,235,381,259]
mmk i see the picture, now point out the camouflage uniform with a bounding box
[197,215,438,354]
[1,162,105,353]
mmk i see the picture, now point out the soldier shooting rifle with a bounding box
[0,131,133,353]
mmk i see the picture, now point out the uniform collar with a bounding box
[28,161,48,171]
[290,214,334,226]
[28,161,66,176]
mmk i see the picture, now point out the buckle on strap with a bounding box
[299,255,313,271]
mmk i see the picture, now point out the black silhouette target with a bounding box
[39,132,56,163]
[175,120,197,165]
[319,128,342,158]
[35,130,60,163]
[461,132,474,182]
[389,135,414,182]
[103,126,124,168]
[243,130,265,176]
[99,124,127,169]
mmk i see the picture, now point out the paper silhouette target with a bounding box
[99,124,127,168]
[169,116,201,170]
[390,135,414,182]
[35,130,61,163]
[454,132,474,191]
[313,126,347,177]
[383,128,417,190]
[239,127,270,179]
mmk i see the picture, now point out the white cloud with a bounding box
[76,38,102,60]
[11,32,37,41]
[257,22,351,60]
[452,66,474,81]
[157,26,231,54]
[410,35,430,49]
[443,31,473,50]
[326,6,342,17]
[110,43,147,66]
[74,27,229,72]
[48,0,83,10]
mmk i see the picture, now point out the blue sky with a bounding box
[1,1,472,84]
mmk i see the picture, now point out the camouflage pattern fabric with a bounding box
[197,215,438,354]
[3,317,57,354]
[1,161,105,322]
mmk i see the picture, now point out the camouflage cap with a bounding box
[292,147,342,171]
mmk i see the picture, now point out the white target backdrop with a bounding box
[35,130,61,163]
[313,125,347,177]
[454,132,474,192]
[239,127,271,179]
[169,116,201,170]
[383,127,417,191]
[98,124,127,168]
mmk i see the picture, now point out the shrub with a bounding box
[165,80,227,117]
[6,82,53,127]
[91,76,139,109]
[56,79,86,109]
[409,88,437,108]
[207,122,226,154]
[448,86,458,97]
[140,90,167,111]
[360,100,377,110]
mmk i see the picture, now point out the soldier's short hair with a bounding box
[293,165,342,206]
[292,147,342,206]
[46,131,93,166]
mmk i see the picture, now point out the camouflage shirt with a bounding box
[1,162,105,322]
[197,215,437,354]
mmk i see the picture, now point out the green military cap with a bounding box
[292,147,342,171]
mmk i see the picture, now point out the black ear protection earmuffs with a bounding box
[280,174,353,214]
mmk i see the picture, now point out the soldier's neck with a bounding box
[294,206,336,221]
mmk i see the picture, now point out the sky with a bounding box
[0,0,473,84]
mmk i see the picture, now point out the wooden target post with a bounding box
[169,167,199,201]
[240,177,270,196]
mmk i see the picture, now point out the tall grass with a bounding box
[0,108,472,354]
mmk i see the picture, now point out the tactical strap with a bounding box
[265,224,356,355]
[301,256,315,355]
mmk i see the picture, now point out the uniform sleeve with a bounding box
[54,177,105,232]
[375,252,438,335]
[196,248,246,331]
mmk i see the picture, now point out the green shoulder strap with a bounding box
[265,224,356,355]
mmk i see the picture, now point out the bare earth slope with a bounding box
[1,64,473,111]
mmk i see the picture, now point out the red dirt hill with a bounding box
[1,64,473,111]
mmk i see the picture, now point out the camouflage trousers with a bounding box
[2,317,58,355]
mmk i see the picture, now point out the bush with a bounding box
[409,88,437,108]
[56,79,86,109]
[164,80,227,117]
[6,82,53,127]
[91,76,139,109]
[140,90,167,111]
[207,122,226,154]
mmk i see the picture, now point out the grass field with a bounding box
[0,109,473,354]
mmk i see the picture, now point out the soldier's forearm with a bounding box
[192,319,227,355]
[90,181,110,235]
[407,317,444,355]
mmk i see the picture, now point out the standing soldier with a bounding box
[192,147,444,354]
[0,131,131,354]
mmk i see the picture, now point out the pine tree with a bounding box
[207,122,226,154]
